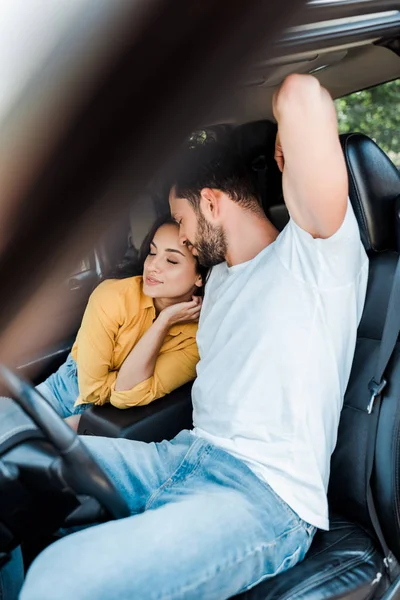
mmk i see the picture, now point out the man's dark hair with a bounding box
[172,142,262,213]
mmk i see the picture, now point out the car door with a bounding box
[16,252,101,385]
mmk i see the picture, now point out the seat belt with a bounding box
[366,256,400,581]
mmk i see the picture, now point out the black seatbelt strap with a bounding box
[366,256,400,581]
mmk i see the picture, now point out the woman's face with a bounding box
[142,223,202,300]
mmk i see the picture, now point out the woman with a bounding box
[36,216,207,421]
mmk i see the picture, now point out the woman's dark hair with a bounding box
[109,214,208,295]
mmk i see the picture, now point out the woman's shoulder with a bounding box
[170,321,198,341]
[90,276,144,305]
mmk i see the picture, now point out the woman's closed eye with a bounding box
[149,250,178,265]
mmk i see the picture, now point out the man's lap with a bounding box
[20,431,315,599]
[0,548,24,600]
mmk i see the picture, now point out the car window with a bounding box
[335,78,400,168]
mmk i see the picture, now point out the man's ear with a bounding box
[199,188,220,222]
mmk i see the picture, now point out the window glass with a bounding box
[335,79,400,167]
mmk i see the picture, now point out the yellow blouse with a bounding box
[71,276,199,409]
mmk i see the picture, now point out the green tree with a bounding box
[335,79,400,167]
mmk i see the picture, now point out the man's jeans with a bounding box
[0,549,23,600]
[20,430,315,600]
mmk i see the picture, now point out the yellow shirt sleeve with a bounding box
[109,339,199,409]
[73,280,125,405]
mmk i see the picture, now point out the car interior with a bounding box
[1,0,400,598]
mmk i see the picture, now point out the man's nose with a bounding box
[179,231,188,247]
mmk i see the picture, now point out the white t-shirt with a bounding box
[192,201,368,530]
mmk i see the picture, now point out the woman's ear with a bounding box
[194,273,203,288]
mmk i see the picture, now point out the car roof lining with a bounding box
[128,42,400,245]
[205,44,400,125]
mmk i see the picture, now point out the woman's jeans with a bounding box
[36,354,88,418]
[18,430,316,600]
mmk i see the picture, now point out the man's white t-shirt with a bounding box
[192,201,368,530]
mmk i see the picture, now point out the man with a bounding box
[20,74,368,599]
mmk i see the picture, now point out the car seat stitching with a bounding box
[278,543,378,599]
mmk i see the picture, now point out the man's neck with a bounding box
[224,211,279,268]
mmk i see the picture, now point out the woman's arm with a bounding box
[75,281,122,404]
[110,340,199,409]
[115,297,201,392]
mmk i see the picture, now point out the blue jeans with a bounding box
[20,430,315,599]
[0,549,23,600]
[36,354,89,418]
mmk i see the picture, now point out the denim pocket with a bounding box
[238,524,311,594]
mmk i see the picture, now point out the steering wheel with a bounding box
[0,364,130,521]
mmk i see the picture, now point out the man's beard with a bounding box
[193,210,227,268]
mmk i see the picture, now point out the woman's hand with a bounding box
[158,296,202,327]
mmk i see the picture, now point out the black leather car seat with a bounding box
[235,134,400,599]
[232,120,290,232]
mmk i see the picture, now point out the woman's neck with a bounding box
[153,291,194,316]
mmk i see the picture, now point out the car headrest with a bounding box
[269,204,289,232]
[340,133,400,253]
[232,120,283,212]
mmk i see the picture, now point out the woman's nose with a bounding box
[151,256,162,272]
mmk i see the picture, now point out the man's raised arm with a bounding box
[273,74,348,239]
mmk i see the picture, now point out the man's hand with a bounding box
[159,297,202,327]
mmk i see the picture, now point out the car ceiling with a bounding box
[206,44,400,125]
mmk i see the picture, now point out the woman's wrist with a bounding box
[155,311,172,330]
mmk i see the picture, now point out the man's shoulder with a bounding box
[205,262,227,286]
[273,200,368,288]
[210,262,228,274]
